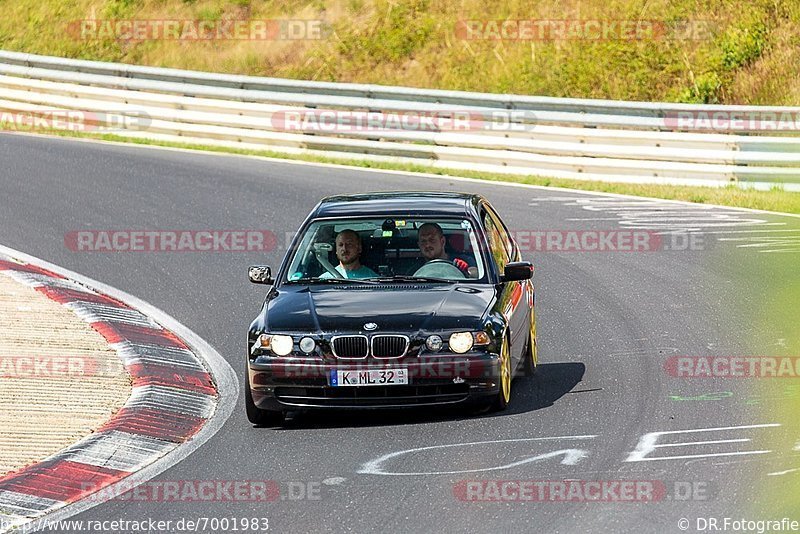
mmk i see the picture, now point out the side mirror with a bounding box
[248,265,273,285]
[500,262,534,283]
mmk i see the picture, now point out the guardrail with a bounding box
[1,51,799,190]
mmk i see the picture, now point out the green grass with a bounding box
[704,204,799,514]
[9,126,799,215]
[738,251,800,516]
[1,0,799,104]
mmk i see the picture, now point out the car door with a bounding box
[481,205,528,364]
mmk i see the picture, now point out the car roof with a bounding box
[314,191,485,218]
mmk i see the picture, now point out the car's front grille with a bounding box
[331,335,368,359]
[371,335,409,358]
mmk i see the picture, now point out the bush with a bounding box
[719,21,769,71]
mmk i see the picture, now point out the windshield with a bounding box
[284,217,486,283]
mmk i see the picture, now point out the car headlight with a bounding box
[425,335,443,352]
[255,334,294,356]
[270,335,294,356]
[299,336,316,354]
[449,332,474,354]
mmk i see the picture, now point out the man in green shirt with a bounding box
[319,229,377,279]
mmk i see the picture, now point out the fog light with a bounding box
[299,336,316,354]
[425,335,443,352]
[449,332,474,354]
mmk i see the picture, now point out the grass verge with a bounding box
[744,252,800,516]
[1,0,799,105]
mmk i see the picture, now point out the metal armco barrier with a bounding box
[1,51,799,190]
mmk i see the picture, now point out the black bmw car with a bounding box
[246,192,537,425]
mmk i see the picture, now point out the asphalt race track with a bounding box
[1,132,799,533]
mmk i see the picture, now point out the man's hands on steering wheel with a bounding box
[424,259,455,267]
[413,258,466,279]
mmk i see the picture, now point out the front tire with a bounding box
[245,379,284,426]
[491,338,512,411]
[522,311,538,377]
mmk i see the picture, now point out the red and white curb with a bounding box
[0,247,237,533]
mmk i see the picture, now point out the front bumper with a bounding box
[248,353,500,410]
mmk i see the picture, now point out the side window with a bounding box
[486,206,516,260]
[482,210,510,274]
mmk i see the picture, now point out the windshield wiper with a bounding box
[285,277,378,285]
[366,275,455,283]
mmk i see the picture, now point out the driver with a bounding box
[417,223,476,277]
[320,229,377,279]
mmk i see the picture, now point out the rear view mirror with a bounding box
[248,265,273,284]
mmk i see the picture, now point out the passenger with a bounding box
[320,229,377,279]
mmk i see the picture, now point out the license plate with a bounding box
[330,368,408,387]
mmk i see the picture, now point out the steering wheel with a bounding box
[413,259,465,279]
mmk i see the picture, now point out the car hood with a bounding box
[266,284,496,334]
